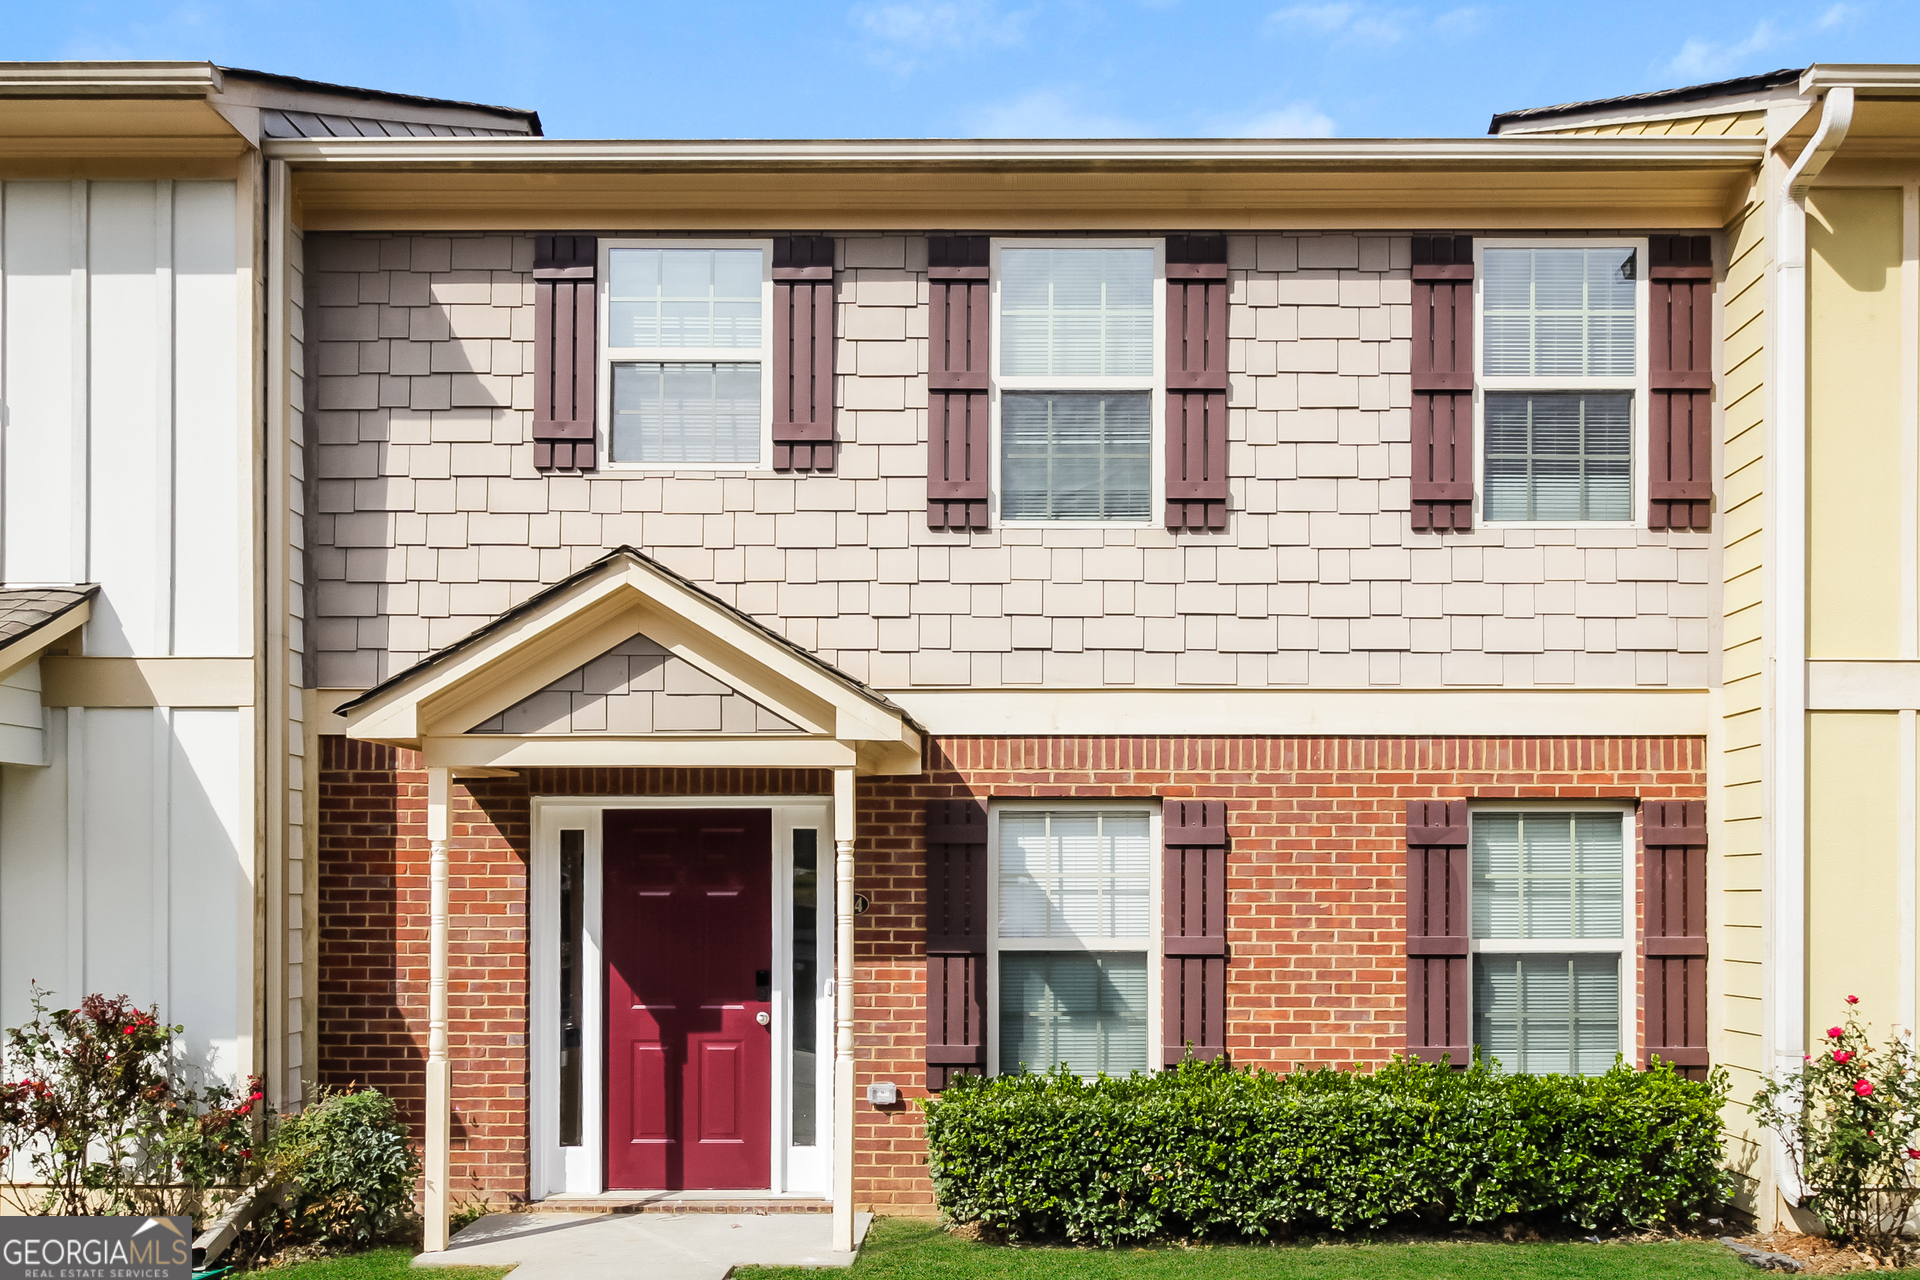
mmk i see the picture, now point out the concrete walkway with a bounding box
[412,1210,872,1279]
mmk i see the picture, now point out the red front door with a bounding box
[604,808,772,1190]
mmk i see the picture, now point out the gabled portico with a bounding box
[335,546,922,1254]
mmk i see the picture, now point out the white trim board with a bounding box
[883,688,1710,738]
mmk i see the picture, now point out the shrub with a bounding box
[1751,996,1920,1256]
[921,1055,1729,1244]
[269,1087,420,1247]
[0,984,263,1220]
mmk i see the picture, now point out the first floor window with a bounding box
[993,808,1154,1077]
[1469,809,1628,1075]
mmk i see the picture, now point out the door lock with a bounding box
[755,1011,771,1027]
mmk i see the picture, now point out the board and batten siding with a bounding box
[0,179,253,1080]
[303,231,1719,693]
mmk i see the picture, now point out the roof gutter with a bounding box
[0,60,220,97]
[1768,79,1854,1213]
[262,133,1765,170]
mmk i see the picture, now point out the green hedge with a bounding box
[920,1056,1729,1244]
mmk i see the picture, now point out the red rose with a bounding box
[1835,1050,1855,1064]
[1847,995,1860,1004]
[1829,1026,1846,1039]
[1856,1079,1875,1097]
[249,1091,263,1101]
[1907,1148,1920,1160]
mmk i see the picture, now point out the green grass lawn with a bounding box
[240,1247,512,1280]
[736,1217,1756,1280]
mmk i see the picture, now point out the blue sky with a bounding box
[11,1,1919,139]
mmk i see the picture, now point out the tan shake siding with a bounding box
[306,231,1716,692]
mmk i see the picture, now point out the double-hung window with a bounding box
[990,806,1157,1077]
[1478,241,1645,522]
[1469,807,1631,1074]
[601,241,773,468]
[992,241,1161,524]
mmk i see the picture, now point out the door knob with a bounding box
[756,1011,771,1027]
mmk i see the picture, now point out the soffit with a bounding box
[274,137,1764,231]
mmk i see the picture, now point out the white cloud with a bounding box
[851,0,1029,72]
[963,88,1148,138]
[1661,19,1786,82]
[1267,3,1447,45]
[1432,5,1486,37]
[1817,2,1856,28]
[1225,103,1339,137]
[1272,2,1358,32]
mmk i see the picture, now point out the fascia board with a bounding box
[1802,65,1920,96]
[1494,92,1804,137]
[0,601,90,685]
[0,62,220,97]
[263,135,1766,169]
[423,734,860,770]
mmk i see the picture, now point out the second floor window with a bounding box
[995,245,1158,524]
[1479,244,1642,522]
[603,243,770,467]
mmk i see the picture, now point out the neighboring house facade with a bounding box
[4,57,1918,1248]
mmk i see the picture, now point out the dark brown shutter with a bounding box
[1410,236,1473,531]
[1644,799,1709,1080]
[1163,799,1228,1065]
[1649,236,1714,531]
[773,236,837,472]
[925,798,988,1090]
[1405,799,1469,1065]
[927,236,990,530]
[533,235,598,470]
[1165,234,1230,531]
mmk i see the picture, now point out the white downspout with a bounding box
[830,767,857,1254]
[1768,84,1854,1211]
[424,766,452,1252]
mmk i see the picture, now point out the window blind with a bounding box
[611,362,760,464]
[1472,954,1621,1076]
[1471,811,1624,940]
[608,248,762,349]
[1000,952,1148,1077]
[1483,247,1636,378]
[999,811,1151,940]
[1484,392,1631,521]
[1000,392,1151,522]
[1000,248,1154,377]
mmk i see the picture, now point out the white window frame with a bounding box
[985,800,1162,1078]
[596,238,776,472]
[1473,238,1649,528]
[1465,800,1636,1073]
[988,238,1165,529]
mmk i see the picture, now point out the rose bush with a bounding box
[1752,996,1920,1257]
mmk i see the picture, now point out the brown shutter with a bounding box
[1405,799,1469,1065]
[1644,799,1709,1080]
[927,236,990,530]
[1165,234,1230,531]
[925,798,988,1090]
[1410,236,1473,531]
[533,235,597,471]
[1163,799,1228,1065]
[773,236,837,472]
[1648,236,1714,531]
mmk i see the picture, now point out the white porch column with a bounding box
[424,766,452,1253]
[831,767,857,1254]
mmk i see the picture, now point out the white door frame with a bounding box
[529,795,836,1199]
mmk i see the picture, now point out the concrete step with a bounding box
[528,1193,832,1215]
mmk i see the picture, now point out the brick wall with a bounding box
[306,231,1715,693]
[317,733,1703,1214]
[852,734,1704,1213]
